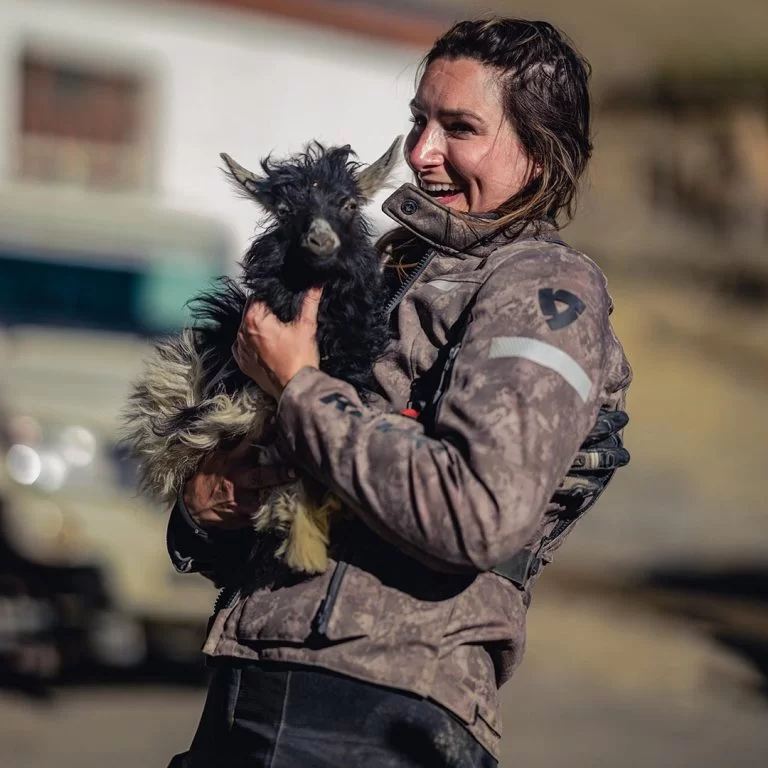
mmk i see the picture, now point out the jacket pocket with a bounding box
[235,576,326,644]
[319,540,465,652]
[316,561,385,641]
[234,559,383,644]
[437,648,503,740]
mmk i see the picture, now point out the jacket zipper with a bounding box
[207,585,241,641]
[549,518,572,541]
[313,249,438,637]
[213,585,241,614]
[383,249,436,317]
[211,535,266,617]
[427,342,461,428]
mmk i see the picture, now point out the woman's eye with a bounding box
[448,122,474,136]
[408,114,426,129]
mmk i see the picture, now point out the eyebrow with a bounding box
[409,99,484,123]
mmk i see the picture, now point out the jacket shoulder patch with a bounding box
[538,288,585,330]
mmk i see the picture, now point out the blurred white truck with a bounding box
[0,184,229,678]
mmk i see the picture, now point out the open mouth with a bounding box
[417,179,464,206]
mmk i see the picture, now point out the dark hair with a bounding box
[422,18,593,231]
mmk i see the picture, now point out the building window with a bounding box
[17,52,149,190]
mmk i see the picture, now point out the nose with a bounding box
[407,123,443,174]
[302,218,340,257]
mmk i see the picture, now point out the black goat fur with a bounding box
[122,139,401,573]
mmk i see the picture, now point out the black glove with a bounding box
[553,407,630,507]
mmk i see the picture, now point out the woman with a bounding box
[169,18,631,768]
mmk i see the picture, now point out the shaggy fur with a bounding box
[122,139,400,574]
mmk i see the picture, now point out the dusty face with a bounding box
[406,57,535,213]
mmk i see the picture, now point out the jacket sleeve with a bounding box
[275,252,615,572]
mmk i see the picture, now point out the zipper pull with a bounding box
[313,561,349,636]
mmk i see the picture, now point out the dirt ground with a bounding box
[1,579,766,768]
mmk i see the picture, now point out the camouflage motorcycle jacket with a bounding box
[194,184,632,758]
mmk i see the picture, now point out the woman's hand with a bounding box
[232,288,323,397]
[553,408,630,505]
[182,441,297,530]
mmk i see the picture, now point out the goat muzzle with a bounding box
[301,218,341,258]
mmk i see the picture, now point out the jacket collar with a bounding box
[381,183,562,259]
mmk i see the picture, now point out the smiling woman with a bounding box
[407,19,592,228]
[407,58,534,212]
[167,18,632,768]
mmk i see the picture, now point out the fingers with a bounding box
[569,446,630,472]
[554,472,615,503]
[583,409,629,446]
[299,287,323,325]
[241,296,271,327]
[236,299,272,359]
[240,290,321,336]
[231,339,242,369]
[556,475,595,496]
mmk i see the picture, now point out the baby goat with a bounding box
[123,138,401,573]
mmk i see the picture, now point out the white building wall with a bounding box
[0,0,422,263]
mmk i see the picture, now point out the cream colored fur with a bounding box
[121,329,335,573]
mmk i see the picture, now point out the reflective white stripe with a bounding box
[427,279,459,292]
[488,336,592,402]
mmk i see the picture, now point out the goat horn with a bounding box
[219,152,263,195]
[356,136,404,201]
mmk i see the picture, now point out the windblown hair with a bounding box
[423,17,593,234]
[123,139,401,573]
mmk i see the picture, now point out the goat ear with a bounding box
[219,152,273,208]
[356,136,403,200]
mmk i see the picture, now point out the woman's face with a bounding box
[406,57,534,214]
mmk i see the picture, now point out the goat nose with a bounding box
[303,218,340,257]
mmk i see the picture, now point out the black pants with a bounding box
[169,660,498,768]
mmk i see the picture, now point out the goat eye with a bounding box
[275,202,291,217]
[341,198,358,213]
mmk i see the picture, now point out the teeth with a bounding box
[418,180,461,193]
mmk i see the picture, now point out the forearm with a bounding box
[276,369,563,572]
[275,256,614,573]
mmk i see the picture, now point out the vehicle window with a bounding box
[0,249,224,335]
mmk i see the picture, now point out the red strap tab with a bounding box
[400,408,421,419]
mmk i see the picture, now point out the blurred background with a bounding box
[0,1,765,766]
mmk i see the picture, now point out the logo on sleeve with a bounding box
[538,288,585,330]
[319,392,363,417]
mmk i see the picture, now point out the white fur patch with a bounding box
[121,330,337,573]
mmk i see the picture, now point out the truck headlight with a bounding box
[5,422,99,493]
